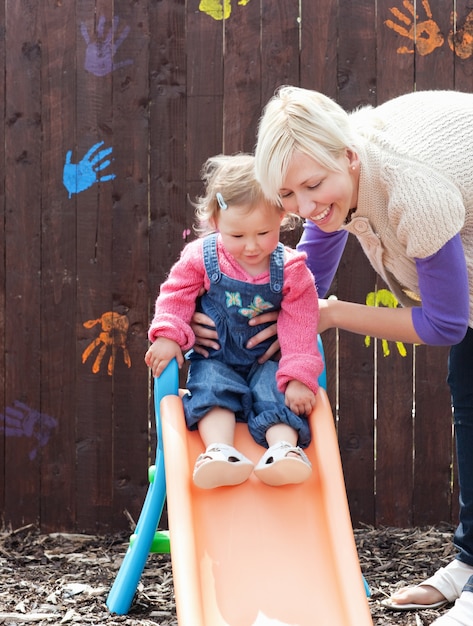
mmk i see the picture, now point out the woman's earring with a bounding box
[351,165,356,171]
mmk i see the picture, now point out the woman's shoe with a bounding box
[192,443,254,489]
[254,441,312,486]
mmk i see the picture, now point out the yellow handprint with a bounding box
[365,289,407,358]
[199,0,251,21]
[385,0,444,55]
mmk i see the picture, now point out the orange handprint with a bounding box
[448,10,473,59]
[385,0,444,55]
[82,311,132,376]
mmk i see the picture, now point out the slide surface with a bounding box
[161,389,373,626]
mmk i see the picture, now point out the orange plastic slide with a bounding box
[161,388,373,626]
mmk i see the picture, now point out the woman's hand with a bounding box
[317,298,331,334]
[190,312,220,357]
[247,310,279,363]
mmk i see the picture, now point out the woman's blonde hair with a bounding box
[194,153,298,235]
[254,85,359,203]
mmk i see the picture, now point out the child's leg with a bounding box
[265,422,298,448]
[197,407,236,449]
[193,408,253,490]
[247,362,312,486]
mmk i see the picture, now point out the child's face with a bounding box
[278,149,359,232]
[215,202,283,274]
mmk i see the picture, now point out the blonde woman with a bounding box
[252,86,473,622]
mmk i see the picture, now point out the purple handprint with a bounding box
[0,400,58,460]
[81,15,133,77]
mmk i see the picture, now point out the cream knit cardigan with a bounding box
[343,90,473,326]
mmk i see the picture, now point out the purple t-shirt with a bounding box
[298,221,469,346]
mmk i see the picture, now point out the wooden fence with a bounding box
[0,0,472,533]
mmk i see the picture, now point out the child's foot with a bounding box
[254,441,312,486]
[192,443,254,489]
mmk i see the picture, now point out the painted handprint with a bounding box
[448,10,473,59]
[81,15,133,77]
[385,0,444,55]
[199,0,251,21]
[82,311,131,376]
[364,289,407,357]
[0,401,58,461]
[63,141,116,198]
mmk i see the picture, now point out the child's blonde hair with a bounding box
[194,153,298,235]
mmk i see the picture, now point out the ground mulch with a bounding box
[0,523,457,625]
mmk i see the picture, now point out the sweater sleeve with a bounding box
[148,240,207,350]
[276,250,324,395]
[297,220,348,297]
[412,234,469,346]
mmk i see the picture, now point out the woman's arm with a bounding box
[319,297,423,343]
[297,220,348,296]
[319,234,469,346]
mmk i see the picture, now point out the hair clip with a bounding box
[216,192,228,210]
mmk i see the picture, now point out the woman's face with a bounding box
[278,150,359,231]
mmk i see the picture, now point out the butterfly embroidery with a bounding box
[225,291,242,308]
[239,295,274,319]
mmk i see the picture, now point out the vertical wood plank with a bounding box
[39,0,77,532]
[375,287,415,527]
[414,0,455,91]
[336,0,378,526]
[4,0,42,528]
[376,0,414,102]
[452,0,473,93]
[259,1,300,118]
[224,0,262,153]
[414,346,453,525]
[186,6,223,182]
[0,0,6,521]
[373,2,416,527]
[75,0,115,532]
[410,0,455,526]
[300,0,338,95]
[148,0,187,392]
[300,0,339,410]
[108,0,151,531]
[336,241,376,526]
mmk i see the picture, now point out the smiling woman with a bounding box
[279,150,359,227]
[254,85,473,621]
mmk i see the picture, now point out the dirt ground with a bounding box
[0,523,458,625]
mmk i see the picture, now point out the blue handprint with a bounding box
[81,15,133,77]
[63,141,116,198]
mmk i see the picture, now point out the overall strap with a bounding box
[202,234,221,284]
[269,242,284,293]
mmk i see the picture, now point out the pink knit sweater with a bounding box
[149,236,323,395]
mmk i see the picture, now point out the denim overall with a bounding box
[182,234,311,449]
